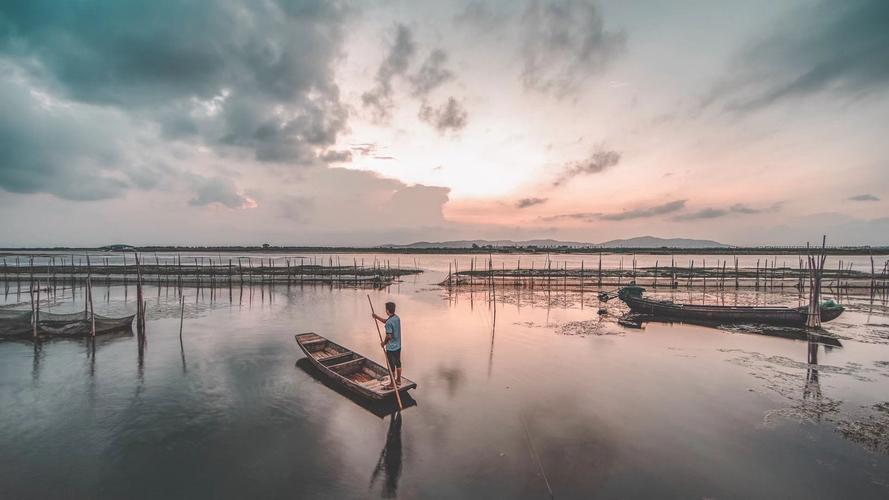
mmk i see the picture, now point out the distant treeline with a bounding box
[1,245,888,256]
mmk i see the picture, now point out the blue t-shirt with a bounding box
[384,315,401,351]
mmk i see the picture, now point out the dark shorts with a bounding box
[386,349,402,368]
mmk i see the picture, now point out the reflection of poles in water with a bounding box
[488,297,497,378]
[370,412,403,498]
[803,336,821,403]
[489,256,497,378]
[88,336,96,377]
[31,340,43,383]
[520,415,554,499]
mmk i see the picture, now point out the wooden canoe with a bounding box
[617,286,844,327]
[295,332,417,401]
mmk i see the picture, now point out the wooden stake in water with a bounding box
[34,280,40,338]
[29,264,36,337]
[179,295,185,340]
[654,259,659,287]
[598,253,602,287]
[806,236,828,329]
[87,274,96,337]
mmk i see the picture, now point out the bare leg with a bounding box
[395,367,402,386]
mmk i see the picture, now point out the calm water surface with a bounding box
[2,256,889,499]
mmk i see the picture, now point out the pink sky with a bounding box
[1,1,887,246]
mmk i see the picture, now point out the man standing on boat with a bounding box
[373,301,402,389]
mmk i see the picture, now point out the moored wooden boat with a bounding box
[295,332,417,401]
[616,286,844,327]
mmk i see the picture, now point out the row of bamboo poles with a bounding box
[7,252,420,341]
[1,254,421,290]
[443,254,889,292]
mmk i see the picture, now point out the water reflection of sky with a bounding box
[1,262,888,498]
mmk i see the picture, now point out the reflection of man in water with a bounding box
[372,301,402,389]
[370,412,402,498]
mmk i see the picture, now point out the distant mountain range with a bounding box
[382,236,730,249]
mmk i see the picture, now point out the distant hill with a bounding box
[380,239,594,249]
[383,236,729,249]
[598,236,729,248]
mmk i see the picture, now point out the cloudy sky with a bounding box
[1,0,887,246]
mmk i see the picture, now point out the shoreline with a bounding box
[2,246,888,256]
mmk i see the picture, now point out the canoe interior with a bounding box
[295,332,416,400]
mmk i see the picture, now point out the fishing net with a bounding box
[37,311,89,322]
[0,309,33,337]
[0,309,133,337]
[0,309,31,321]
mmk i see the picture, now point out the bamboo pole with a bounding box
[597,253,602,287]
[580,260,584,295]
[34,279,40,338]
[30,277,36,337]
[702,259,706,289]
[179,294,185,340]
[367,295,403,411]
[671,254,676,288]
[86,255,95,337]
[653,259,658,287]
[618,257,623,286]
[755,259,760,289]
[806,236,827,329]
[87,274,96,337]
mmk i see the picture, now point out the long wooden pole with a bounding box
[179,294,185,340]
[87,274,96,337]
[367,295,403,411]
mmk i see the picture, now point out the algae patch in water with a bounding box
[556,319,624,336]
[720,348,889,455]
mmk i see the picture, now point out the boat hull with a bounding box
[621,295,843,327]
[295,333,416,401]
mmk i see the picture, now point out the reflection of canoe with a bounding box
[295,358,417,418]
[295,332,416,401]
[0,310,135,338]
[618,286,844,327]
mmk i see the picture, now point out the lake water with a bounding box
[1,253,888,498]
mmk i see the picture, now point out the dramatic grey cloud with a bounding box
[674,208,728,221]
[277,195,313,222]
[187,174,254,209]
[516,197,548,209]
[704,0,889,112]
[540,199,686,222]
[453,1,504,32]
[539,212,600,222]
[673,202,782,221]
[319,150,352,163]
[553,149,621,186]
[520,0,626,96]
[362,23,417,121]
[600,200,686,221]
[0,72,146,200]
[410,49,454,97]
[849,194,880,202]
[419,97,469,133]
[0,0,352,203]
